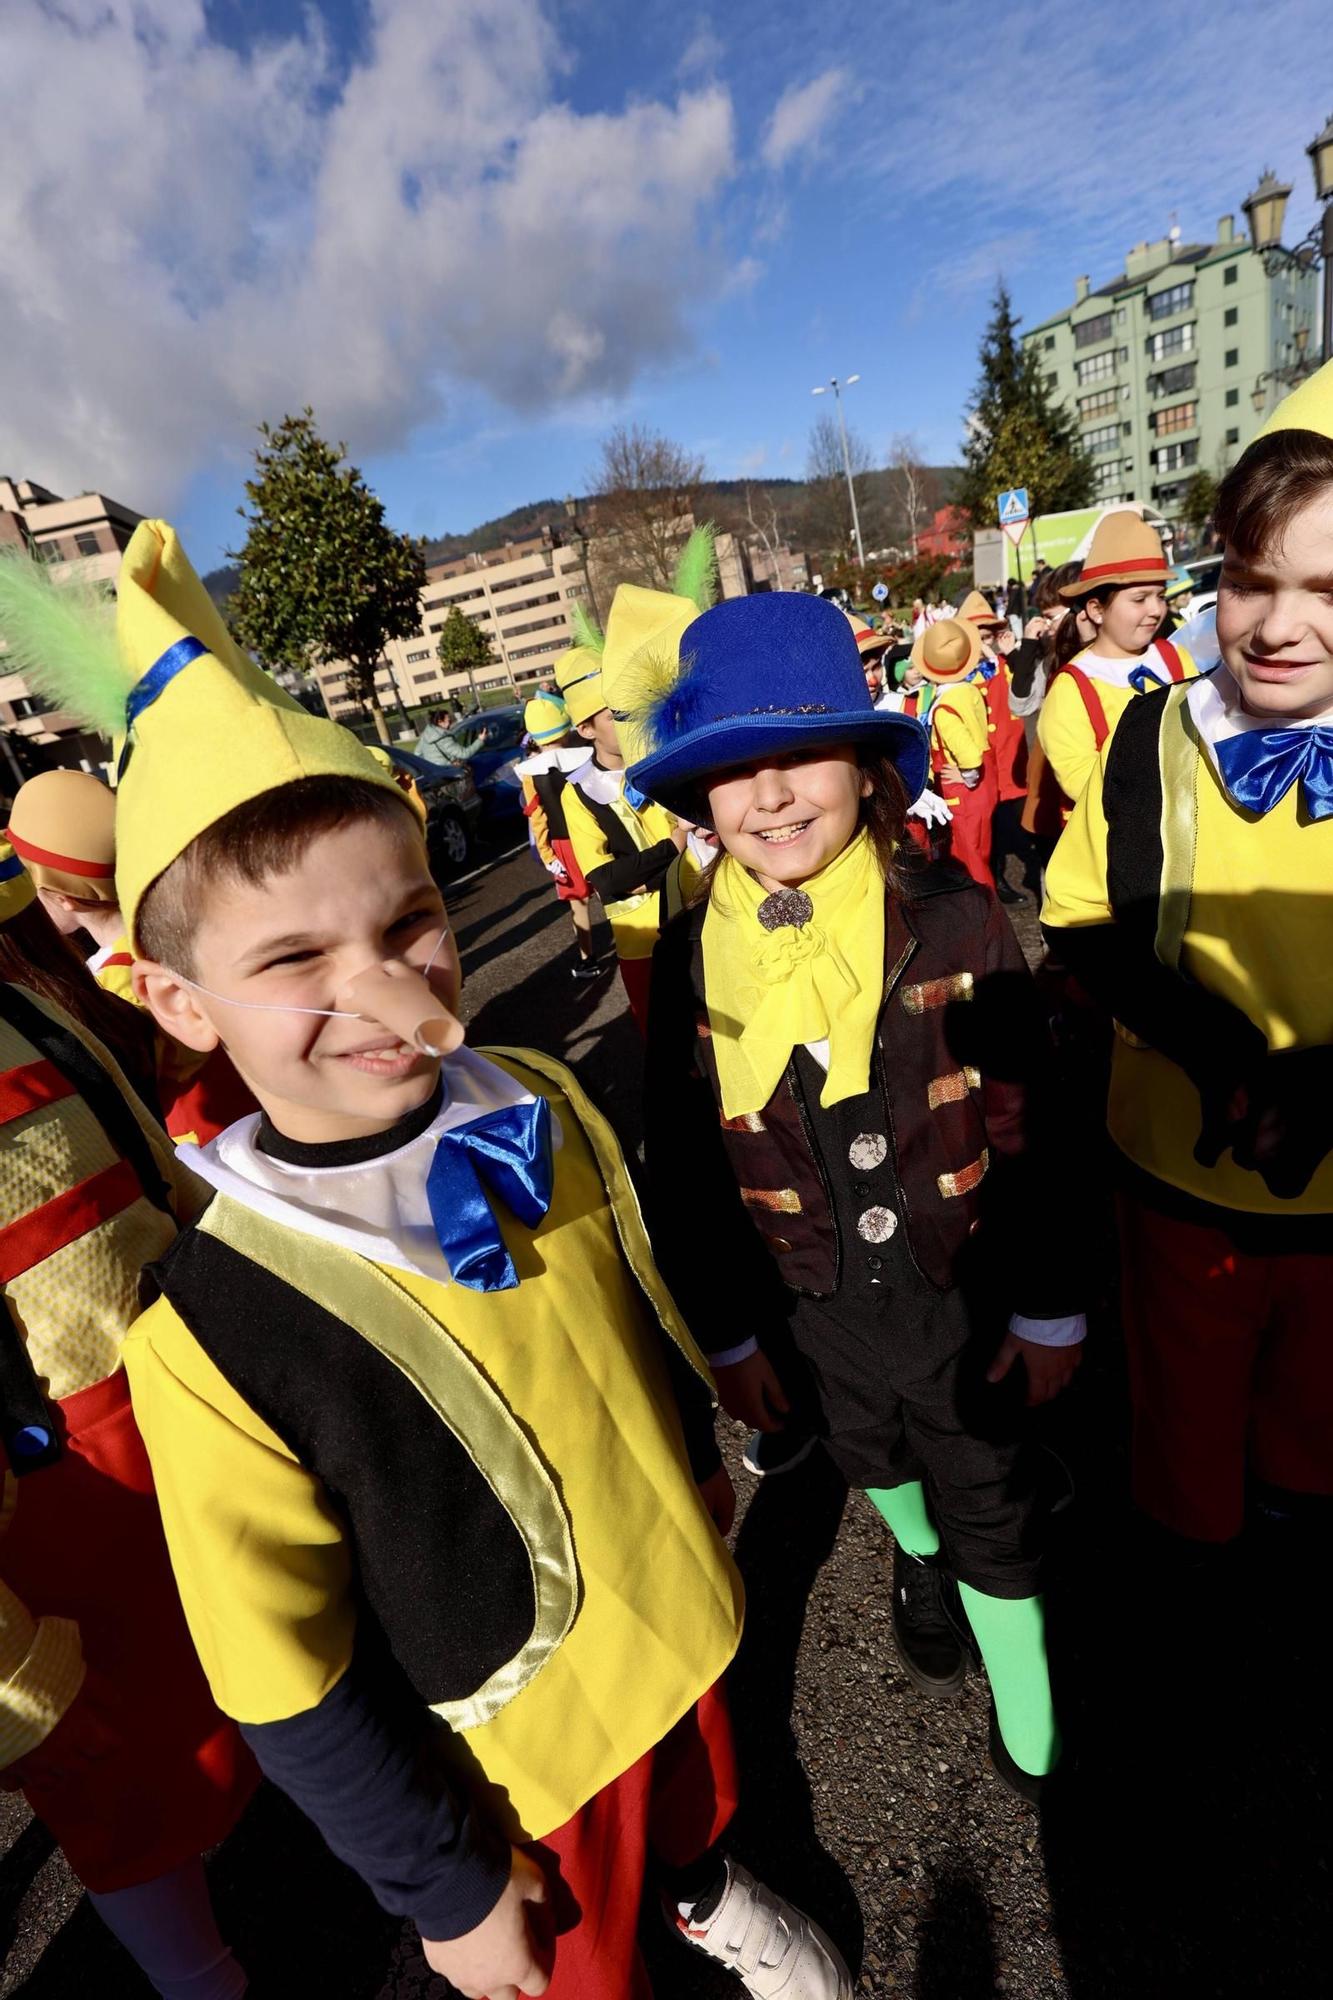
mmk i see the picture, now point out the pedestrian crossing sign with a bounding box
[997,487,1030,526]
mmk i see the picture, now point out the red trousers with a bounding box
[618,957,654,1038]
[0,1370,257,1889]
[498,1681,738,2000]
[1118,1196,1333,1542]
[940,780,995,888]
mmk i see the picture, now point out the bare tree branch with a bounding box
[588,422,706,591]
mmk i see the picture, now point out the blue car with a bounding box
[383,746,484,877]
[444,707,529,817]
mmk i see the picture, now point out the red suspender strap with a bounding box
[1155,637,1185,682]
[0,1059,77,1128]
[1062,666,1110,750]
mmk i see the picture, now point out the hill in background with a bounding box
[202,462,959,606]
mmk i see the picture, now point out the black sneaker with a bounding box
[987,1704,1055,1806]
[570,959,608,982]
[891,1547,969,1696]
[995,878,1026,904]
[741,1429,817,1478]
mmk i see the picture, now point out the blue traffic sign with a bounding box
[871,581,889,603]
[998,487,1030,526]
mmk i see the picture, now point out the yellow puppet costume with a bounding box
[16,519,744,1952]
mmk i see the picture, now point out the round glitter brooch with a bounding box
[757,888,814,932]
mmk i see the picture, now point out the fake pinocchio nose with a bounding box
[339,961,464,1059]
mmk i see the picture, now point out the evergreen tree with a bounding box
[228,410,426,742]
[435,604,496,709]
[955,283,1094,529]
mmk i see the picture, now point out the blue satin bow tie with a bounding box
[972,660,997,682]
[425,1096,554,1291]
[1214,724,1333,821]
[622,776,650,809]
[1128,663,1169,695]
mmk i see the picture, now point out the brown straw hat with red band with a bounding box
[958,589,1006,629]
[7,769,119,902]
[841,608,891,656]
[1061,512,1168,599]
[909,617,982,683]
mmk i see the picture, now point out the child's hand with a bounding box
[697,1465,736,1538]
[422,1847,551,1998]
[986,1333,1082,1407]
[713,1351,791,1432]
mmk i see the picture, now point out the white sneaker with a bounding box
[671,1859,853,1998]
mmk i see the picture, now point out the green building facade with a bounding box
[1023,215,1318,523]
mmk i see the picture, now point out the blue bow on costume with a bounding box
[973,660,997,683]
[1214,725,1333,822]
[425,1096,554,1291]
[1128,663,1169,695]
[622,776,650,810]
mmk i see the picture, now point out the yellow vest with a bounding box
[124,1050,743,1840]
[562,781,692,959]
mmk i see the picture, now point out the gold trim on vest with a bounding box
[937,1149,989,1199]
[927,1067,981,1110]
[901,971,975,1013]
[740,1186,803,1215]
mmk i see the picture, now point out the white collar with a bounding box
[570,759,627,807]
[178,1045,559,1284]
[1187,666,1333,786]
[1070,644,1169,690]
[513,746,592,781]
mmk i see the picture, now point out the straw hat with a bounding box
[909,617,982,683]
[8,768,119,902]
[958,589,1006,630]
[841,608,892,656]
[1062,513,1167,599]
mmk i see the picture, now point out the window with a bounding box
[1224,306,1238,327]
[1044,334,1056,351]
[1153,440,1199,473]
[1079,387,1119,422]
[406,648,432,663]
[1145,323,1196,361]
[565,586,584,598]
[1147,281,1194,320]
[1084,423,1121,456]
[1154,401,1197,436]
[1074,312,1114,349]
[1116,307,1127,326]
[1226,427,1240,446]
[1045,371,1058,389]
[1150,362,1196,396]
[1226,387,1239,407]
[1225,263,1238,286]
[1225,348,1239,368]
[413,672,440,687]
[74,531,101,558]
[1076,349,1117,386]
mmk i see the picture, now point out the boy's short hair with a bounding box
[136,775,420,975]
[1214,428,1333,561]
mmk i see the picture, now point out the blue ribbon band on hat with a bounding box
[117,636,209,776]
[561,664,601,692]
[1214,725,1333,821]
[1128,664,1169,695]
[425,1095,554,1292]
[0,854,25,884]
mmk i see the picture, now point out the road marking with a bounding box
[447,838,529,890]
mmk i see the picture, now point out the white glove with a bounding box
[907,788,953,828]
[545,859,569,882]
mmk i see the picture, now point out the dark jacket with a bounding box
[644,861,1081,1354]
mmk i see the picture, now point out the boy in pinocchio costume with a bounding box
[0,840,256,2000]
[41,520,850,2000]
[901,616,997,887]
[1043,361,1333,1554]
[1035,512,1197,816]
[558,539,715,1034]
[513,690,605,984]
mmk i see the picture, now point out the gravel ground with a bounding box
[3,838,1327,1998]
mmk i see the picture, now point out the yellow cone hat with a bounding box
[552,643,605,727]
[1257,354,1333,441]
[524,694,572,744]
[599,527,721,766]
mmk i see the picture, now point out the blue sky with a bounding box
[4,0,1330,570]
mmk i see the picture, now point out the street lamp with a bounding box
[811,375,865,567]
[562,494,600,625]
[1243,123,1333,368]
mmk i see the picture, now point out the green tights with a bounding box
[867,1480,1059,1777]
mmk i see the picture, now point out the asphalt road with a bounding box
[2,826,1327,1999]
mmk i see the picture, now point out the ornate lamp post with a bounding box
[562,495,600,626]
[1243,119,1333,377]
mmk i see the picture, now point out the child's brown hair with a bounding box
[1214,429,1333,559]
[136,775,422,975]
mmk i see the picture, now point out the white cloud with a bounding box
[761,67,849,171]
[678,17,725,78]
[0,0,736,508]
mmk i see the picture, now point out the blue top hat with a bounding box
[627,592,929,825]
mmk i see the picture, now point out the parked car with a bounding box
[385,746,483,878]
[1181,554,1223,623]
[444,707,529,816]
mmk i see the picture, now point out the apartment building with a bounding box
[1023,215,1317,519]
[0,479,144,784]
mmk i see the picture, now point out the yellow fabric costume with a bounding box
[1037,642,1198,804]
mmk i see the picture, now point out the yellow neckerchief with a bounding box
[702,830,886,1120]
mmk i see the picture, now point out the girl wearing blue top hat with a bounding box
[631,591,1087,1799]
